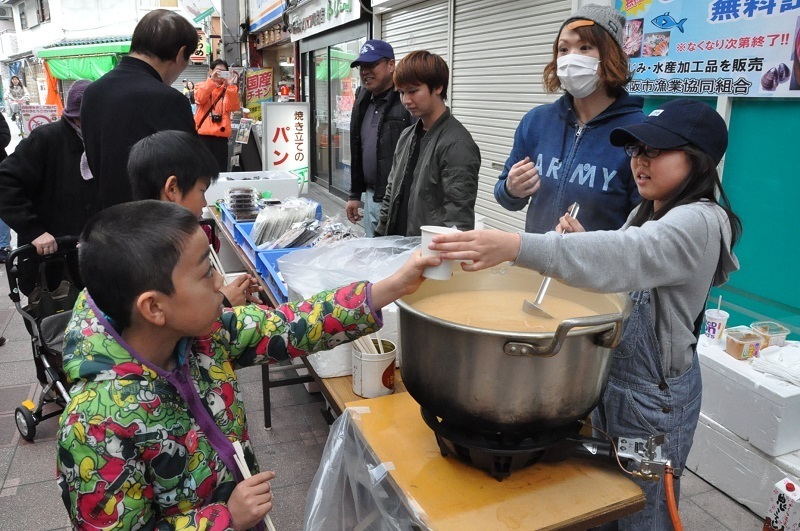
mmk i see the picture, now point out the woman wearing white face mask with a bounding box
[494,4,644,234]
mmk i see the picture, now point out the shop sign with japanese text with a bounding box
[262,102,309,179]
[191,30,207,63]
[249,0,285,32]
[617,0,800,97]
[246,68,274,120]
[287,0,360,42]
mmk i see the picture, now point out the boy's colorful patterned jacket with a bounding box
[57,282,381,530]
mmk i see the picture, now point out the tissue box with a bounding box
[698,339,800,456]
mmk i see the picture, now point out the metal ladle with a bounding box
[522,202,580,318]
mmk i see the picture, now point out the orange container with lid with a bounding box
[750,321,790,349]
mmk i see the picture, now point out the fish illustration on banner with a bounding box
[651,12,687,33]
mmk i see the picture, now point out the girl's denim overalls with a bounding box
[593,289,702,530]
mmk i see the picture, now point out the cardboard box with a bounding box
[686,412,800,518]
[698,339,800,456]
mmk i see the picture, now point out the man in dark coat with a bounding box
[0,80,95,254]
[80,9,198,209]
[346,40,411,237]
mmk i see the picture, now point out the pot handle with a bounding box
[503,312,625,358]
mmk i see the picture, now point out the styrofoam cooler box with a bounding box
[698,338,800,456]
[206,171,300,204]
[686,412,800,518]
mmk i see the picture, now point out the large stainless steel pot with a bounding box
[396,265,632,433]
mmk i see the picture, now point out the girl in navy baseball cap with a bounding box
[429,97,742,530]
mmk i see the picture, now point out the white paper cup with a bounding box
[352,339,396,398]
[704,309,729,342]
[420,225,460,280]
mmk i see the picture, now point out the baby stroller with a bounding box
[5,237,82,441]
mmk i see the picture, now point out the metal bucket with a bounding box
[396,265,632,433]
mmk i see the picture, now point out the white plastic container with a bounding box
[750,321,791,349]
[352,339,396,398]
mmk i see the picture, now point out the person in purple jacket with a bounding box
[494,4,644,233]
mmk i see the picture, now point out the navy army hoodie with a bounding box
[494,91,644,233]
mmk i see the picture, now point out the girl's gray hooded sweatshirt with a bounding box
[515,201,739,377]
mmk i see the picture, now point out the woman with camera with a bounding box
[194,59,241,171]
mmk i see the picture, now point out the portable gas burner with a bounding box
[421,407,671,482]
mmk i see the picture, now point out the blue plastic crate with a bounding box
[257,249,297,304]
[234,222,263,264]
[218,202,237,233]
[233,221,252,246]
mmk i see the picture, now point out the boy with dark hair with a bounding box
[57,200,437,529]
[128,130,259,307]
[81,9,198,208]
[376,50,481,237]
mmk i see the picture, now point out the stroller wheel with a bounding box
[15,406,37,442]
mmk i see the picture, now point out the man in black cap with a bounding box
[0,80,96,255]
[346,39,411,237]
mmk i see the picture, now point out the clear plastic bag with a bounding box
[250,197,320,246]
[278,236,420,299]
[303,410,428,530]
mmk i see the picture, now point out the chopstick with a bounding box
[354,335,382,355]
[232,441,277,531]
[375,332,385,355]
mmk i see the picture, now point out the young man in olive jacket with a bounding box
[346,40,411,237]
[376,51,480,237]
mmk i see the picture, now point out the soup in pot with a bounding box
[411,289,600,333]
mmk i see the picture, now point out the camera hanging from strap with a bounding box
[197,88,227,128]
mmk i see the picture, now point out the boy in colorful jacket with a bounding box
[56,200,438,530]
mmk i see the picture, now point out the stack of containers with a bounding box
[225,188,259,221]
[219,187,259,233]
[687,319,800,518]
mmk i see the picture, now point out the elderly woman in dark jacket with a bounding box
[0,80,96,256]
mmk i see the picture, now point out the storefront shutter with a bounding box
[172,64,210,92]
[380,0,450,62]
[450,0,572,232]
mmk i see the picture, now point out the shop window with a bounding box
[37,0,50,23]
[19,3,27,30]
[309,37,365,196]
